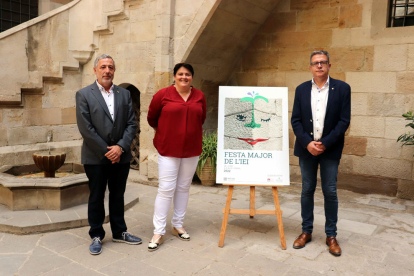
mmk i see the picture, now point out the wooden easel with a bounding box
[218,184,287,250]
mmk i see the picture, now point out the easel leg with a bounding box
[272,187,287,250]
[219,185,234,247]
[249,186,255,218]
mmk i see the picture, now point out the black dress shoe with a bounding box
[89,237,102,255]
[112,232,142,245]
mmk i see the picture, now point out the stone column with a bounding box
[155,0,175,91]
[146,0,176,180]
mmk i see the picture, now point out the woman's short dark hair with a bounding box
[173,63,194,77]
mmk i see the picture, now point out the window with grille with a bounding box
[0,0,38,32]
[389,0,414,27]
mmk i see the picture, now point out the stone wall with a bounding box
[226,0,414,199]
[2,0,414,199]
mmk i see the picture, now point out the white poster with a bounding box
[216,86,290,186]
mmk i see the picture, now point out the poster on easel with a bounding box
[216,86,290,186]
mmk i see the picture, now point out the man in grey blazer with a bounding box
[76,54,141,255]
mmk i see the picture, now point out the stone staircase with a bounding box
[0,0,128,107]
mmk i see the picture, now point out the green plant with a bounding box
[397,111,414,147]
[196,132,217,174]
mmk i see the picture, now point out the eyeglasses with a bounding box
[310,61,329,67]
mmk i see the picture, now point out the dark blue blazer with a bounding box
[291,77,351,160]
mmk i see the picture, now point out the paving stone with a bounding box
[283,266,324,276]
[338,209,371,223]
[315,250,366,274]
[228,217,274,233]
[187,210,225,224]
[258,205,299,218]
[383,251,414,270]
[0,254,28,276]
[126,202,154,216]
[324,269,365,276]
[336,219,377,235]
[347,233,393,250]
[185,218,215,230]
[2,211,51,227]
[358,259,414,276]
[290,212,326,227]
[99,257,170,276]
[187,198,225,212]
[18,246,72,276]
[102,235,156,258]
[195,261,258,276]
[42,262,105,276]
[244,243,290,262]
[61,243,126,271]
[165,234,215,254]
[142,247,214,274]
[280,202,301,210]
[286,237,327,260]
[64,226,90,240]
[190,192,228,205]
[235,253,291,275]
[0,233,41,254]
[284,256,331,274]
[340,241,386,262]
[275,217,302,231]
[45,210,81,224]
[198,244,247,265]
[367,214,414,232]
[40,232,89,253]
[373,228,414,244]
[127,222,155,242]
[368,200,407,211]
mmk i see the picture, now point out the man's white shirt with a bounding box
[96,80,115,120]
[311,76,330,141]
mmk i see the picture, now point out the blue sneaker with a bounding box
[89,237,102,255]
[112,232,142,245]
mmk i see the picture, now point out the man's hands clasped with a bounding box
[105,145,122,164]
[307,141,326,156]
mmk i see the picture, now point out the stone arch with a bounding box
[119,83,140,170]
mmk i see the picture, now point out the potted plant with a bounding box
[196,132,217,186]
[397,111,414,149]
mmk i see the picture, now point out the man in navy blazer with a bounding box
[76,54,141,255]
[291,51,350,256]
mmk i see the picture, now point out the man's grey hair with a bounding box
[94,54,116,69]
[310,51,330,64]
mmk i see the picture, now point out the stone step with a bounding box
[0,183,139,234]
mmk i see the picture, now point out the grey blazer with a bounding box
[75,82,137,165]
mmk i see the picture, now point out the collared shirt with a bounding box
[96,80,115,120]
[311,76,330,141]
[147,85,207,158]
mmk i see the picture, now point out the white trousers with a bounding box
[153,153,199,235]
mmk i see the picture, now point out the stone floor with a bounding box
[1,178,414,276]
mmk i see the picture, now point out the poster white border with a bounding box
[216,86,290,186]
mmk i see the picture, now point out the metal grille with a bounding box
[0,0,38,32]
[389,0,414,27]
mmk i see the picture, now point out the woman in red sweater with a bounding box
[147,63,207,251]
